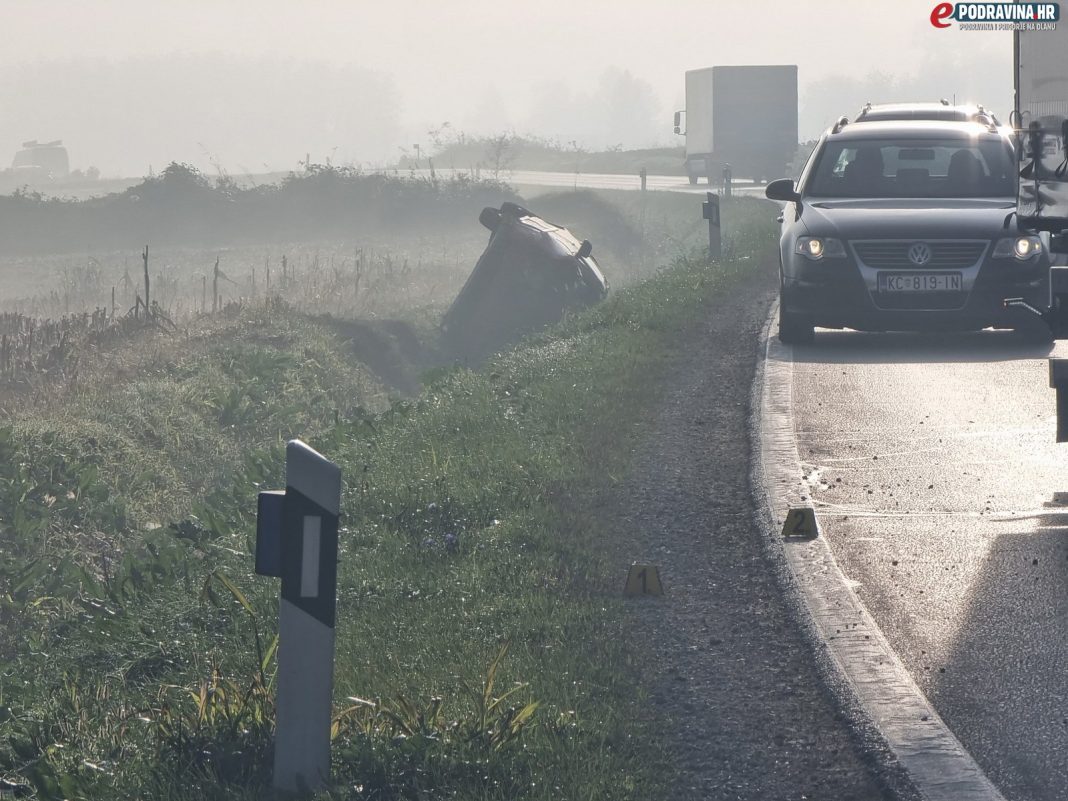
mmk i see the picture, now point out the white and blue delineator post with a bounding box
[256,439,341,792]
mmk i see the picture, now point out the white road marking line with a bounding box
[810,500,1061,521]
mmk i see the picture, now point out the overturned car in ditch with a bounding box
[441,202,608,360]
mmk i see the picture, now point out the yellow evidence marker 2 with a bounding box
[624,563,664,596]
[782,506,819,539]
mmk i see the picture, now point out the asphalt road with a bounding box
[788,329,1068,801]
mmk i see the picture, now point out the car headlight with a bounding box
[795,236,846,260]
[993,235,1043,260]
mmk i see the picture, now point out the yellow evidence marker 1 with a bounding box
[624,563,664,596]
[782,506,819,539]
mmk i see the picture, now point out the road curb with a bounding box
[751,303,1008,801]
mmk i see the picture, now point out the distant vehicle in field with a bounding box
[673,65,798,185]
[11,139,69,180]
[442,202,608,360]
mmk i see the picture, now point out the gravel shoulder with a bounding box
[609,259,919,801]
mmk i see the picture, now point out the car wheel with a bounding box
[778,305,815,345]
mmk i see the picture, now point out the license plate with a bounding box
[878,272,962,292]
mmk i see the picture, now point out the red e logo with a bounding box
[931,2,953,27]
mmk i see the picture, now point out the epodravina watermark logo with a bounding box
[931,2,1059,29]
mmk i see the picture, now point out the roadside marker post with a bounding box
[782,506,820,539]
[255,439,341,793]
[702,192,721,260]
[624,563,664,596]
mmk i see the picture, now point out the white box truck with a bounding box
[675,65,798,185]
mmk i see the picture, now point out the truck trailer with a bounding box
[1014,25,1068,230]
[675,65,798,185]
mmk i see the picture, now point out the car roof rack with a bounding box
[849,101,1003,129]
[831,115,849,134]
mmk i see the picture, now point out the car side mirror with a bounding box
[765,178,800,202]
[577,240,593,259]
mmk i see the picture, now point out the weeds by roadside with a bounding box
[0,197,776,799]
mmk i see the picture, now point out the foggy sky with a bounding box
[2,0,1013,176]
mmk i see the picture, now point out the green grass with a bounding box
[0,197,777,799]
[0,186,716,327]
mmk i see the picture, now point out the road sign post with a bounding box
[702,192,721,260]
[256,440,341,793]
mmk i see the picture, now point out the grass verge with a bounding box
[0,199,776,799]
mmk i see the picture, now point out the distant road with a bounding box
[17,168,769,201]
[409,167,769,197]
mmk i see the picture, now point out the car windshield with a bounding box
[805,137,1016,199]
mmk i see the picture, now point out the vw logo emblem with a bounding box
[908,242,932,266]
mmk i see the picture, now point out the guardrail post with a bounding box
[256,439,341,792]
[702,192,721,260]
[639,167,647,193]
